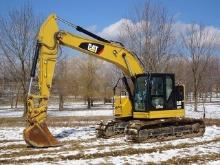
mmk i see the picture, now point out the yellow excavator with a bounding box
[23,14,205,148]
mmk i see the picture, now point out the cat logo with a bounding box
[79,42,104,55]
[88,43,98,53]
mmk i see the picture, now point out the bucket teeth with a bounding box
[23,122,61,148]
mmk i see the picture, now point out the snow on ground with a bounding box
[0,103,114,117]
[1,102,220,119]
[185,103,220,119]
[0,126,96,145]
[0,102,219,164]
[0,125,219,164]
[0,109,22,117]
[48,108,113,117]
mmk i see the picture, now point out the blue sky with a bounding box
[0,0,220,32]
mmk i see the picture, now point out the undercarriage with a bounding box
[96,118,205,142]
[96,120,129,138]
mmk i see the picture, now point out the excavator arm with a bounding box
[24,14,144,147]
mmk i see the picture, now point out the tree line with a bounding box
[0,1,220,113]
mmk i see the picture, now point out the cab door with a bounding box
[148,74,176,110]
[150,76,165,110]
[133,76,148,112]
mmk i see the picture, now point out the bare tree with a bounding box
[53,55,116,109]
[181,23,216,111]
[0,56,4,96]
[215,56,220,97]
[54,56,69,111]
[120,1,175,72]
[62,56,81,100]
[98,63,115,103]
[54,55,82,110]
[201,55,220,102]
[0,4,39,115]
[77,55,101,109]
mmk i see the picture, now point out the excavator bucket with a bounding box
[23,122,61,148]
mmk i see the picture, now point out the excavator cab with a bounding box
[133,73,185,119]
[114,73,185,119]
[134,73,184,112]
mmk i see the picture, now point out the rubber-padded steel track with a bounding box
[96,120,128,138]
[96,118,205,143]
[125,118,205,142]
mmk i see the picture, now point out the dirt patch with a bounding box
[0,116,112,127]
[0,117,25,127]
[1,116,219,128]
[204,118,220,126]
[162,153,220,164]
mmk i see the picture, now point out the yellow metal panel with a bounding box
[133,109,185,119]
[114,96,132,118]
[37,14,59,97]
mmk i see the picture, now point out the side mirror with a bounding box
[175,85,184,101]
